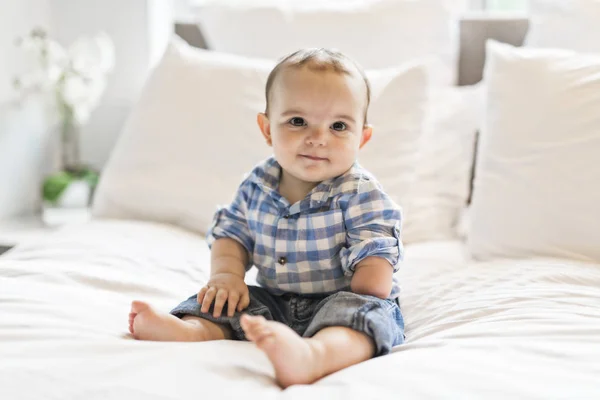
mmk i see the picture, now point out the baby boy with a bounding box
[128,48,405,388]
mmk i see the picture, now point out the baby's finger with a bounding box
[227,292,240,317]
[212,288,229,318]
[238,292,250,311]
[197,286,208,304]
[201,286,217,313]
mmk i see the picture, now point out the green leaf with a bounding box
[42,172,75,204]
[81,169,100,189]
[41,167,100,205]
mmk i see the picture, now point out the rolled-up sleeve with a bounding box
[339,181,403,276]
[206,181,254,270]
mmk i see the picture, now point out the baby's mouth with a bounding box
[300,154,328,161]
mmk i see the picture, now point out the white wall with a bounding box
[0,0,54,219]
[0,0,173,219]
[51,0,173,169]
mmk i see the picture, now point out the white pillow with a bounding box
[191,0,478,243]
[92,37,428,237]
[403,85,480,243]
[468,40,600,262]
[526,0,600,52]
[192,0,466,85]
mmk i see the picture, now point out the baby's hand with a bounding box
[197,272,250,318]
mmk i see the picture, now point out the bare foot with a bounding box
[240,314,323,388]
[129,300,218,342]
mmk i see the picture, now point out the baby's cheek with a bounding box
[287,135,308,151]
[337,137,360,153]
[272,139,297,161]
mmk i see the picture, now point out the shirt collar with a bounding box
[249,157,361,212]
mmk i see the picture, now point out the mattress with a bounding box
[1,219,599,399]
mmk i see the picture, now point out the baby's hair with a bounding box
[264,48,371,125]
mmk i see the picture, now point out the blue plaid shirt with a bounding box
[207,157,403,298]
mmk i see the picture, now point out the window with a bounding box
[470,0,528,11]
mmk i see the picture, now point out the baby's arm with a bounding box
[210,237,248,278]
[341,179,403,300]
[201,178,255,317]
[197,238,250,318]
[351,257,393,299]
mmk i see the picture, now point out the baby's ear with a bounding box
[359,124,373,149]
[257,113,272,146]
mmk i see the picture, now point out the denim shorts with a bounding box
[170,286,405,356]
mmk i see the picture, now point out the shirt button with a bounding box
[278,256,287,265]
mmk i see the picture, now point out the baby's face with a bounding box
[262,66,371,185]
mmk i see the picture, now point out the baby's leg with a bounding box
[241,291,404,388]
[241,315,374,388]
[129,300,231,342]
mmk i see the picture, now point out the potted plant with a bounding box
[12,27,115,222]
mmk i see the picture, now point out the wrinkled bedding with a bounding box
[1,220,599,399]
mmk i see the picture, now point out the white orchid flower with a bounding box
[73,104,92,125]
[68,31,115,78]
[72,78,107,125]
[14,68,48,91]
[93,32,116,74]
[46,39,69,69]
[62,74,88,108]
[14,28,115,127]
[15,33,68,89]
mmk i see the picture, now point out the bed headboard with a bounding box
[458,16,530,85]
[174,16,531,86]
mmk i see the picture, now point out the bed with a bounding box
[2,219,599,398]
[3,6,600,399]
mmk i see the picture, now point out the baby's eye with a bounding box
[289,117,306,127]
[331,121,347,131]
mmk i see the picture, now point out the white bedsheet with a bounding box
[1,219,599,399]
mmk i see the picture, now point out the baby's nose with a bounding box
[306,126,327,146]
